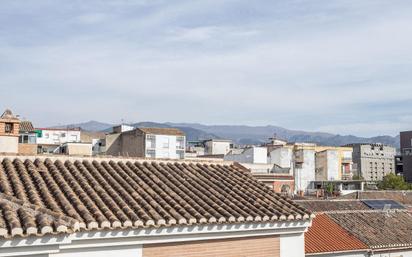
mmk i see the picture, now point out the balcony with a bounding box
[341,157,352,163]
[294,151,304,163]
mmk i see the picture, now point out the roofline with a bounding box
[0,153,236,165]
[203,139,232,142]
[306,249,368,255]
[0,220,311,254]
[35,128,81,131]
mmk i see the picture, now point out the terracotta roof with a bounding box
[305,214,368,254]
[328,211,412,250]
[19,121,35,132]
[295,200,371,213]
[0,157,311,238]
[0,193,79,238]
[137,127,185,136]
[340,191,412,205]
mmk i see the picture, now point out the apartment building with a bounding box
[18,120,37,155]
[293,144,317,195]
[105,127,186,159]
[0,109,20,153]
[224,146,267,164]
[203,139,232,155]
[35,127,82,153]
[349,143,396,181]
[315,147,353,181]
[267,142,316,194]
[400,131,412,182]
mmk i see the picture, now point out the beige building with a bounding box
[315,146,353,181]
[105,127,186,159]
[0,109,20,154]
[18,120,37,155]
[60,142,93,156]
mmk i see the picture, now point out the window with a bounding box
[28,135,36,144]
[146,135,156,149]
[53,133,59,141]
[19,135,29,144]
[4,123,13,133]
[162,138,170,148]
[61,133,66,137]
[146,149,156,158]
[176,136,185,149]
[44,133,49,139]
[176,150,184,159]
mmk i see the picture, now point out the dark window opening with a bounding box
[5,123,13,133]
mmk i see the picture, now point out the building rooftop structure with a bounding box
[329,210,412,250]
[0,155,311,239]
[340,190,412,206]
[305,214,368,255]
[306,210,412,255]
[137,127,185,136]
[19,121,34,132]
[0,109,19,121]
[295,199,371,212]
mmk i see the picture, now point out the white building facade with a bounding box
[36,128,81,145]
[224,147,267,164]
[145,133,185,159]
[204,139,232,155]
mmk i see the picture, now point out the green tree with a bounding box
[325,183,334,195]
[352,174,364,180]
[378,173,410,190]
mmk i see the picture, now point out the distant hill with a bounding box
[52,120,113,131]
[53,120,400,148]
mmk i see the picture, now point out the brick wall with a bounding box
[143,235,280,257]
[18,144,38,155]
[273,180,294,194]
[0,121,19,136]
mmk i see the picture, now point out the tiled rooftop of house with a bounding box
[340,191,412,205]
[0,156,311,238]
[19,121,35,132]
[305,214,368,255]
[295,200,371,212]
[137,127,185,136]
[329,210,412,250]
[0,193,79,238]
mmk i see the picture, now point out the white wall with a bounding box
[36,130,81,145]
[205,141,231,155]
[371,249,412,257]
[50,245,141,257]
[224,147,267,164]
[148,134,185,159]
[295,149,316,193]
[327,150,339,180]
[269,147,293,168]
[0,136,18,153]
[280,233,305,257]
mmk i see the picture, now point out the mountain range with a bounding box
[54,120,401,148]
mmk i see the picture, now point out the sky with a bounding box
[1,0,412,137]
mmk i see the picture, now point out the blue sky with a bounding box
[1,0,412,137]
